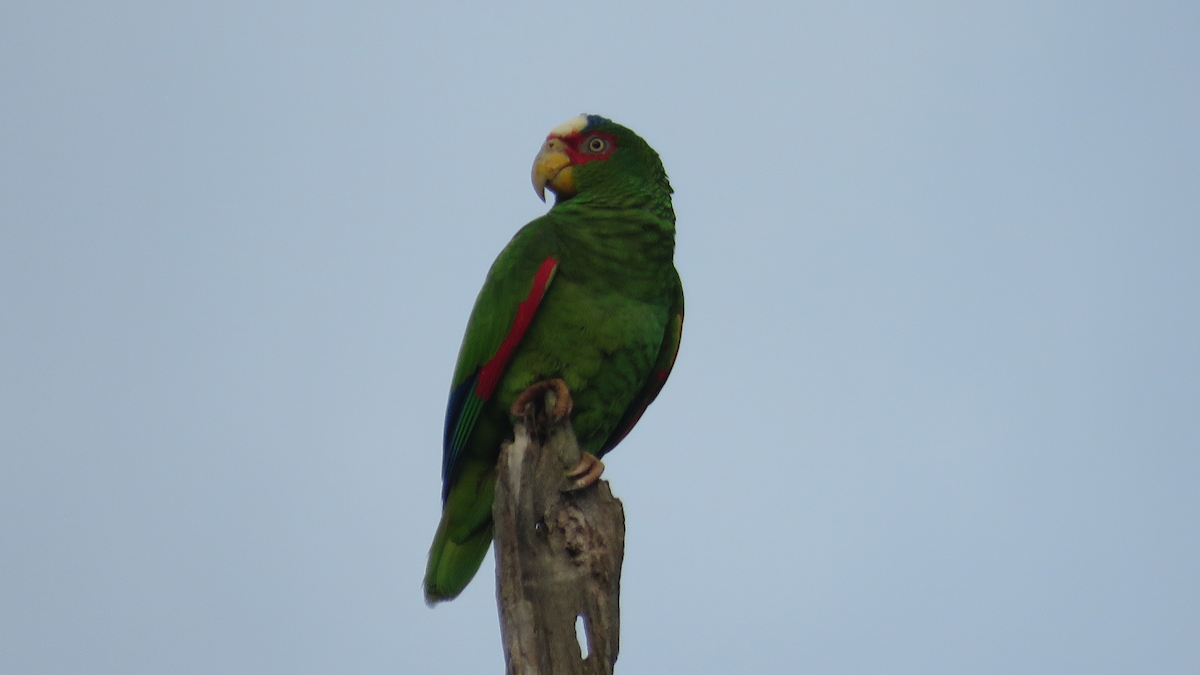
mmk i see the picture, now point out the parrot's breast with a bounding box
[497,275,670,455]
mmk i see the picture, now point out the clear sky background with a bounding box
[2,1,1197,673]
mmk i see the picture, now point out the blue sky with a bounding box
[2,1,1197,673]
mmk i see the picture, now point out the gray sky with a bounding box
[2,1,1197,673]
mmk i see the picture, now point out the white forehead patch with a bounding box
[548,114,589,138]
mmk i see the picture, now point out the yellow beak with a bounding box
[531,138,575,202]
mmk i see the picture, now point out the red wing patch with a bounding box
[474,256,558,400]
[442,256,559,497]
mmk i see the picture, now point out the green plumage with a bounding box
[424,116,683,603]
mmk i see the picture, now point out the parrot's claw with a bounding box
[565,452,605,491]
[510,378,573,421]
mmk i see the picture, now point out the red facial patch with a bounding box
[547,130,617,165]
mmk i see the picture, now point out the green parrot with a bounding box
[424,114,683,604]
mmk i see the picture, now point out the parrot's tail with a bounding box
[423,510,494,605]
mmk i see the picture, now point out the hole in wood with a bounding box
[575,613,590,660]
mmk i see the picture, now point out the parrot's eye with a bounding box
[582,135,609,154]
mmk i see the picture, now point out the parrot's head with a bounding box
[531,114,672,210]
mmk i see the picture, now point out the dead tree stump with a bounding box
[493,390,625,675]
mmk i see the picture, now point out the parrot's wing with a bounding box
[600,269,684,454]
[442,252,558,497]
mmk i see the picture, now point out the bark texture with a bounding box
[493,392,625,675]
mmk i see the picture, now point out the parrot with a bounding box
[424,114,683,604]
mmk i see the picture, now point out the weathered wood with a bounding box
[493,392,625,675]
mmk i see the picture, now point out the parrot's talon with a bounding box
[565,452,604,491]
[510,378,573,420]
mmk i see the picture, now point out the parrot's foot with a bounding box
[510,378,573,421]
[565,452,605,491]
